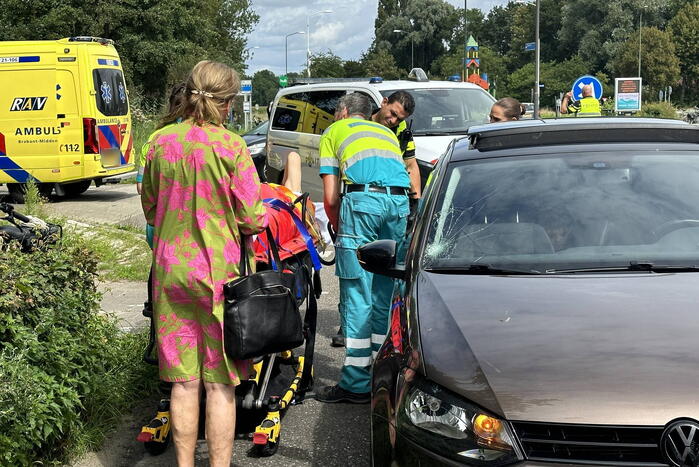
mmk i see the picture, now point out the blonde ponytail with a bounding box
[167,61,240,126]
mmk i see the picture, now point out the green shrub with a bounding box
[638,101,679,119]
[0,237,158,465]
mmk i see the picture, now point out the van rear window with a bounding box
[93,68,128,116]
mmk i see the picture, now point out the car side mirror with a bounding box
[357,240,406,280]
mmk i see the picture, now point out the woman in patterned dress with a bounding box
[141,60,267,467]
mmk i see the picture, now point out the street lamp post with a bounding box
[534,0,540,119]
[306,9,333,77]
[463,0,467,81]
[393,29,413,70]
[519,0,540,118]
[285,31,304,76]
[638,8,643,77]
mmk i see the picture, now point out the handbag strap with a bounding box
[241,226,282,274]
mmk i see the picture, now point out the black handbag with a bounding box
[223,229,304,360]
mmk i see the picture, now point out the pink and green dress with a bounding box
[141,120,267,384]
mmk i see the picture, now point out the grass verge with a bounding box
[65,221,152,282]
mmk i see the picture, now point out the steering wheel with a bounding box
[651,219,699,240]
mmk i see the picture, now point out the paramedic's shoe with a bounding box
[315,385,370,404]
[330,328,345,347]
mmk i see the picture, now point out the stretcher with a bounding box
[136,184,324,457]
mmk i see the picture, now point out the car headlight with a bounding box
[398,378,520,465]
[247,142,265,155]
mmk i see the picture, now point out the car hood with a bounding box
[417,271,699,425]
[413,135,461,164]
[242,133,266,145]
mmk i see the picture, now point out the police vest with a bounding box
[577,97,601,117]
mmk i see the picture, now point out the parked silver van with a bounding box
[266,72,495,199]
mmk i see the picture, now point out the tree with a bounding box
[0,0,259,99]
[372,0,458,72]
[362,48,403,80]
[613,26,681,99]
[343,60,366,78]
[668,2,699,103]
[251,70,278,107]
[479,2,519,56]
[506,56,589,106]
[308,51,345,78]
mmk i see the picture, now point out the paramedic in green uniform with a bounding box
[316,93,410,403]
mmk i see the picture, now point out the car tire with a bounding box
[7,182,53,203]
[61,180,92,198]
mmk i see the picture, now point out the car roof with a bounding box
[279,79,487,95]
[449,118,699,159]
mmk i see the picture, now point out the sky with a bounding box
[246,0,509,76]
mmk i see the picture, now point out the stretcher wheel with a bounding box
[254,434,279,457]
[144,431,171,456]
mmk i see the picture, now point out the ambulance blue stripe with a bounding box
[99,125,120,149]
[97,58,119,66]
[0,157,35,183]
[19,56,40,63]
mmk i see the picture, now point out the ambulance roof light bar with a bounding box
[68,37,114,45]
[407,68,429,82]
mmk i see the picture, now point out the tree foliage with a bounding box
[614,26,681,96]
[362,47,403,80]
[0,0,259,99]
[372,0,696,105]
[251,69,279,106]
[668,2,699,101]
[309,51,345,78]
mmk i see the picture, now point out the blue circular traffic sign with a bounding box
[571,75,603,101]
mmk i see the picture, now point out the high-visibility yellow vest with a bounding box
[577,97,601,117]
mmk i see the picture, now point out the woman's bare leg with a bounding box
[282,151,302,193]
[204,382,236,467]
[170,379,202,467]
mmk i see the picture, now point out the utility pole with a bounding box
[534,0,540,119]
[638,9,642,77]
[463,0,467,81]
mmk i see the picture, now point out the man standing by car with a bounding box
[330,91,419,349]
[316,93,410,403]
[372,91,421,200]
[561,84,601,117]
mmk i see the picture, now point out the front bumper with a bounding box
[391,433,588,467]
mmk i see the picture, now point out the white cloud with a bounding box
[245,0,508,76]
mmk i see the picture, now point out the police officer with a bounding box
[561,84,601,117]
[316,93,410,403]
[371,91,421,200]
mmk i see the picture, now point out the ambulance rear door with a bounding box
[89,55,133,170]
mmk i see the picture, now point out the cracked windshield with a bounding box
[424,151,699,273]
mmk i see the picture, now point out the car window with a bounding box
[380,88,494,135]
[93,68,128,116]
[423,150,699,272]
[271,90,345,135]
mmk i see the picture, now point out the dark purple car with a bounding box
[359,118,699,467]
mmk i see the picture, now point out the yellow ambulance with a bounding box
[0,37,135,202]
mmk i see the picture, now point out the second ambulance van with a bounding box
[0,36,135,202]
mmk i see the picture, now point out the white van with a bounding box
[266,71,496,199]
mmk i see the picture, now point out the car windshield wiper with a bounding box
[425,264,541,275]
[546,262,699,274]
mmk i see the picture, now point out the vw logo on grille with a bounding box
[661,419,699,467]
